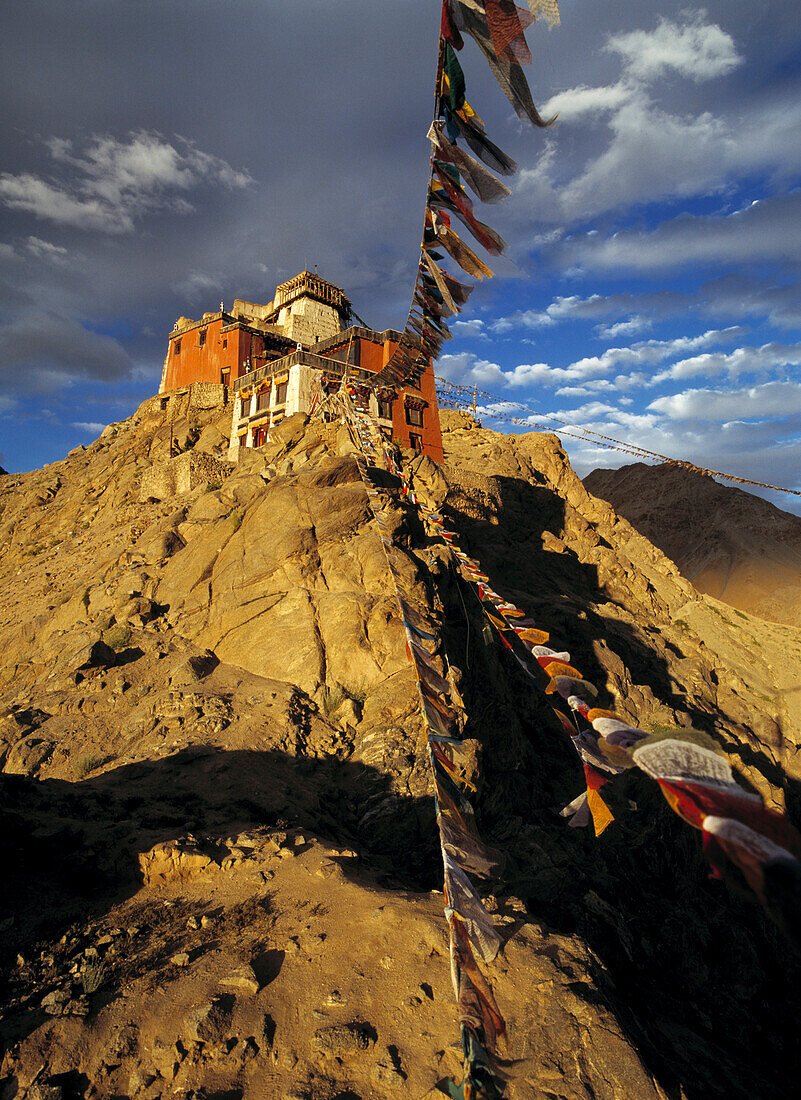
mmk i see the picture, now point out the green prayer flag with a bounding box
[435,159,462,186]
[445,42,466,111]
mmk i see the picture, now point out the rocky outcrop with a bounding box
[0,402,799,1099]
[584,461,801,628]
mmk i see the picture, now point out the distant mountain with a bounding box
[0,465,7,477]
[584,462,801,628]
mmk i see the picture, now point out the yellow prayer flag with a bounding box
[587,788,614,836]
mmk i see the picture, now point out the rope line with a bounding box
[436,378,801,498]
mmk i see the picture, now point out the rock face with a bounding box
[0,401,799,1099]
[584,461,801,628]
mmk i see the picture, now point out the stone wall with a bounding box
[278,297,343,346]
[140,383,229,424]
[139,451,233,501]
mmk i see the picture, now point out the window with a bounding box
[275,382,288,405]
[173,339,181,355]
[409,432,424,453]
[222,338,228,349]
[405,405,424,427]
[378,399,393,420]
[199,329,207,347]
[256,387,271,411]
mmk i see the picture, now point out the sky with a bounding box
[1,1,800,514]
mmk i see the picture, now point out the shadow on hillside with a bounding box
[0,746,442,1055]
[428,473,801,1100]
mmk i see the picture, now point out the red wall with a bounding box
[328,335,444,463]
[162,319,268,391]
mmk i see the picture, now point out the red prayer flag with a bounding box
[441,0,464,50]
[485,0,532,65]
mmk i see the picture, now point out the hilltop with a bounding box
[584,462,801,629]
[1,396,800,1099]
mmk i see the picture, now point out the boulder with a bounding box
[4,736,54,775]
[184,995,234,1044]
[57,632,116,672]
[138,839,217,885]
[194,423,228,454]
[169,652,219,686]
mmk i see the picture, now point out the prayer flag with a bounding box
[450,108,518,175]
[425,222,494,280]
[451,1,553,127]
[433,167,508,253]
[441,0,465,49]
[444,853,501,962]
[444,43,466,111]
[429,122,512,204]
[485,0,533,65]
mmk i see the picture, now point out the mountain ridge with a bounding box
[584,461,801,628]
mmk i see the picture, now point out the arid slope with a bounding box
[0,401,799,1100]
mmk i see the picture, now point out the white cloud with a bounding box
[653,340,801,384]
[0,174,121,232]
[564,328,742,380]
[26,236,68,261]
[493,294,609,333]
[0,312,132,389]
[516,16,801,232]
[175,270,222,300]
[437,351,558,390]
[540,18,740,125]
[555,373,649,397]
[607,17,741,83]
[520,403,801,511]
[699,275,801,330]
[440,329,747,394]
[72,421,106,434]
[492,279,801,346]
[649,381,801,421]
[0,131,253,234]
[542,81,631,121]
[451,318,488,339]
[437,352,505,387]
[557,99,729,219]
[595,316,651,340]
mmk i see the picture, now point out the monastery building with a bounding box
[160,271,443,463]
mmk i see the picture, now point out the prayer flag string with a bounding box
[372,2,558,395]
[336,384,509,1097]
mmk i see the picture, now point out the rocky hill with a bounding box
[584,462,801,629]
[1,395,800,1100]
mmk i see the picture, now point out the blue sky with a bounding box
[1,1,800,513]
